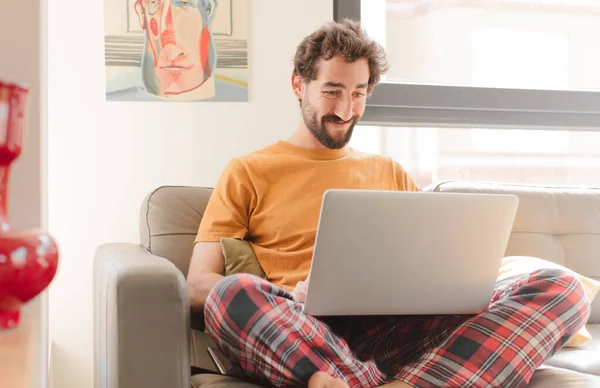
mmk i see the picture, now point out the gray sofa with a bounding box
[93,181,600,388]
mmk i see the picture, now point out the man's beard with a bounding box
[301,99,359,149]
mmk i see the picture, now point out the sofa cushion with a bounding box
[428,181,600,323]
[528,365,600,387]
[139,186,213,276]
[191,374,263,388]
[221,238,265,278]
[191,364,600,388]
[544,324,600,376]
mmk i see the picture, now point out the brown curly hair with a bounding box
[293,19,389,94]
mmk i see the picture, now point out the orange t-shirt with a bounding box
[195,140,420,290]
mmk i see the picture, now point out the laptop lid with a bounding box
[303,189,519,316]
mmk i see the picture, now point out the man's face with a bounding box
[135,0,216,97]
[294,56,370,149]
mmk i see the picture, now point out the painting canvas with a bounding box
[104,0,248,102]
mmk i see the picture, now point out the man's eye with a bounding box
[324,91,339,96]
[353,92,366,98]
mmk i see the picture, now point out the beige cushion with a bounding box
[428,181,600,323]
[139,186,213,276]
[221,238,265,278]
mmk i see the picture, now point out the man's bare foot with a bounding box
[378,381,412,387]
[308,371,350,388]
[307,371,414,388]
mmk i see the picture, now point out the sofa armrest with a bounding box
[94,243,191,388]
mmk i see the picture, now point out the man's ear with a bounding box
[134,0,146,29]
[291,73,305,101]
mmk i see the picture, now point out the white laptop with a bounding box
[303,189,519,316]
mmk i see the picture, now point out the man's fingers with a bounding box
[292,280,309,303]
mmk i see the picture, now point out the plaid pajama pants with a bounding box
[204,269,590,388]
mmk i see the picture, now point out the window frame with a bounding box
[334,0,600,130]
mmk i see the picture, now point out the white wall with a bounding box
[1,0,43,229]
[47,1,333,387]
[0,1,48,388]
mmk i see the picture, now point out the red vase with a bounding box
[0,80,59,330]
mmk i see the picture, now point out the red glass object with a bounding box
[0,80,58,330]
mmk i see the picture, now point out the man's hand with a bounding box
[292,279,309,303]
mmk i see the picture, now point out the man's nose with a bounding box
[334,97,353,122]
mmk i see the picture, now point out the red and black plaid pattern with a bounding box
[204,269,589,388]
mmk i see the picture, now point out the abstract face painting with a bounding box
[104,0,247,102]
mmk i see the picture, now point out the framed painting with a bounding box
[104,0,248,102]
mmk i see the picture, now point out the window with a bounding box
[471,28,569,90]
[335,0,600,130]
[336,0,600,186]
[361,0,600,90]
[349,126,600,188]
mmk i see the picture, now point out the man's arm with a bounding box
[187,241,226,312]
[189,158,255,310]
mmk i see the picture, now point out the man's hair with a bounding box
[293,19,389,93]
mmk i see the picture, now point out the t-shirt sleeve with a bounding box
[393,160,420,192]
[195,158,256,243]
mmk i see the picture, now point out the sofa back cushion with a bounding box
[429,181,600,322]
[140,182,600,322]
[139,186,213,276]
